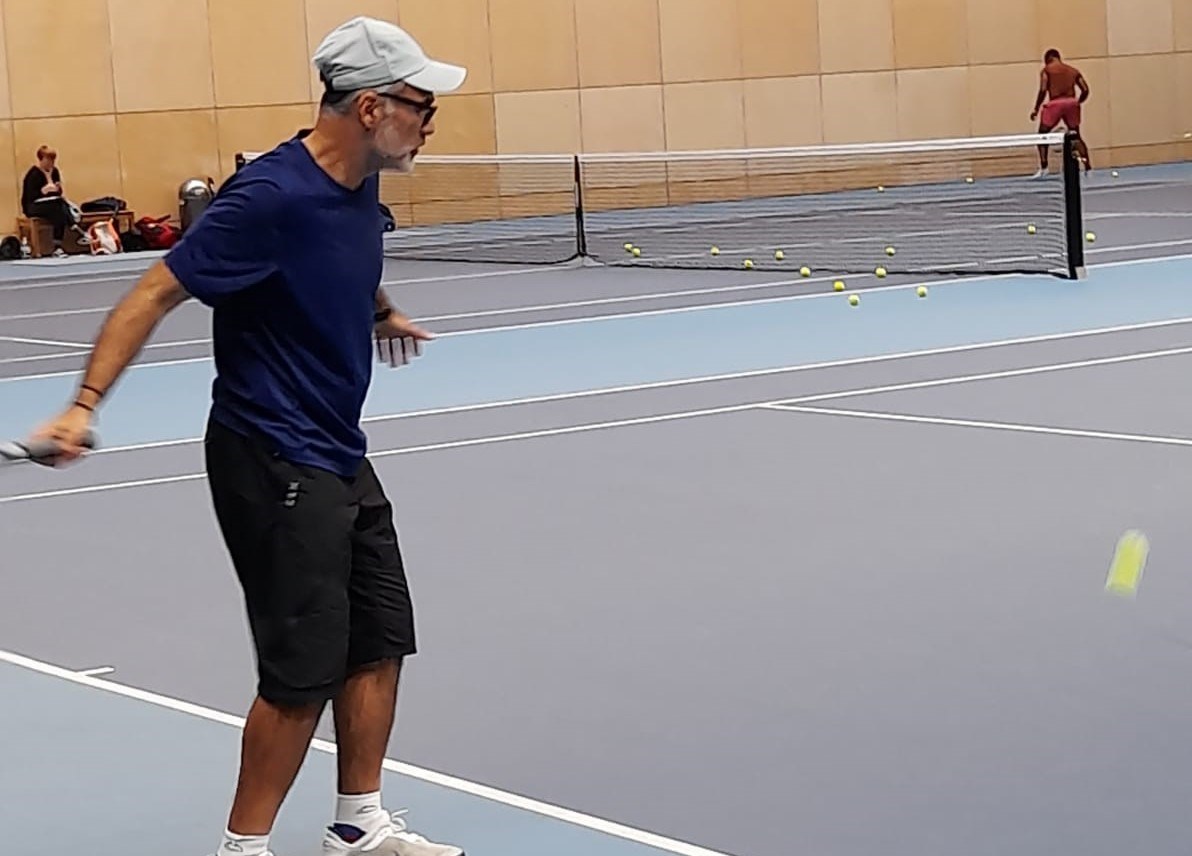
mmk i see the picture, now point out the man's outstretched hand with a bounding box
[28,403,96,466]
[375,311,434,368]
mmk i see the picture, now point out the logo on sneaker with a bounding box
[224,843,244,853]
[356,805,379,816]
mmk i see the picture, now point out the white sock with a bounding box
[335,791,388,837]
[216,828,270,856]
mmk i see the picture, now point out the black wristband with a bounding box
[79,383,105,399]
[73,400,95,413]
[374,308,393,323]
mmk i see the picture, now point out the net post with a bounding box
[573,154,588,260]
[1062,131,1086,280]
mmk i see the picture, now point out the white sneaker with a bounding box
[322,809,464,856]
[1029,167,1048,180]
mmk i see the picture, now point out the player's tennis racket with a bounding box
[0,429,98,468]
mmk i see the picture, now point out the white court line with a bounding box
[1088,238,1192,255]
[0,334,90,349]
[2,248,1190,383]
[1090,212,1192,219]
[0,649,731,856]
[7,344,1192,504]
[764,404,1192,448]
[75,666,115,677]
[71,312,1192,457]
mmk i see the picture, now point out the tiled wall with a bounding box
[0,0,1187,229]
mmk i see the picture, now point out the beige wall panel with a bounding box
[210,0,310,107]
[216,104,315,179]
[420,93,497,154]
[1037,0,1107,59]
[968,0,1037,64]
[818,0,895,73]
[969,63,1039,136]
[659,0,741,82]
[118,111,220,217]
[490,0,578,91]
[13,115,121,208]
[0,6,12,118]
[820,72,898,142]
[495,90,581,153]
[580,85,666,152]
[1176,0,1192,50]
[398,0,492,94]
[1107,0,1174,55]
[7,0,114,118]
[110,0,214,113]
[576,0,661,87]
[0,121,16,223]
[1065,57,1109,146]
[892,0,968,69]
[1178,53,1192,140]
[663,81,745,151]
[739,0,820,78]
[743,76,823,147]
[897,67,971,139]
[1108,54,1177,147]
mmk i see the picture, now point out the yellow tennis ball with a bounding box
[743,259,754,269]
[1086,231,1096,243]
[875,266,887,278]
[917,286,928,298]
[965,176,974,184]
[877,185,885,193]
[833,280,845,292]
[1027,224,1037,235]
[775,250,785,261]
[710,246,720,256]
[1111,170,1120,178]
[632,247,641,257]
[623,242,633,252]
[885,246,896,257]
[800,266,811,277]
[848,295,860,307]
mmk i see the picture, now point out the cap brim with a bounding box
[405,60,467,94]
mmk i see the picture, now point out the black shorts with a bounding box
[204,417,416,705]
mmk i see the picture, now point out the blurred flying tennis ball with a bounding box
[833,280,846,292]
[1027,223,1037,235]
[743,259,754,269]
[775,250,785,261]
[917,286,928,298]
[1086,231,1096,243]
[800,266,811,277]
[1105,530,1149,597]
[632,247,642,257]
[875,266,888,278]
[885,246,896,257]
[710,246,720,256]
[848,295,860,307]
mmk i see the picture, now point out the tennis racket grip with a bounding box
[23,429,98,462]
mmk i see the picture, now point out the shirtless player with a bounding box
[1030,48,1092,177]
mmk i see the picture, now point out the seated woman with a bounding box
[21,145,88,254]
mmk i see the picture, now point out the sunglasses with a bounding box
[378,92,437,126]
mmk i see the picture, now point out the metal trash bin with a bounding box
[179,177,215,231]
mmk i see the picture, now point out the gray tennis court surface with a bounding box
[2,164,1191,856]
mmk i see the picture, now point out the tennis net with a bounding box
[236,131,1085,278]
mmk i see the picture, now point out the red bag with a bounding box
[136,215,181,250]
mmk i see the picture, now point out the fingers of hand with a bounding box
[377,335,423,368]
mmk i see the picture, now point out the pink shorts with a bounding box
[1041,97,1081,130]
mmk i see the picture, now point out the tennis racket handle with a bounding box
[24,429,98,460]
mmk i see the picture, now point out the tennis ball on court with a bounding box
[833,280,846,292]
[710,246,720,255]
[877,185,885,193]
[744,259,754,269]
[623,242,633,252]
[632,247,642,257]
[800,266,811,277]
[917,286,928,298]
[965,177,974,184]
[1027,224,1037,235]
[848,295,860,307]
[875,266,888,278]
[1112,170,1120,178]
[1086,231,1096,243]
[885,246,896,257]
[775,250,785,261]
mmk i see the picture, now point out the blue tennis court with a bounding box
[2,163,1192,856]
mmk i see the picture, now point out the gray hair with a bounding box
[319,85,402,116]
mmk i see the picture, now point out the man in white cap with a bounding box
[28,17,467,856]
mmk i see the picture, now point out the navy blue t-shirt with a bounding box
[165,135,384,478]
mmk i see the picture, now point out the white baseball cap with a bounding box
[313,16,467,95]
